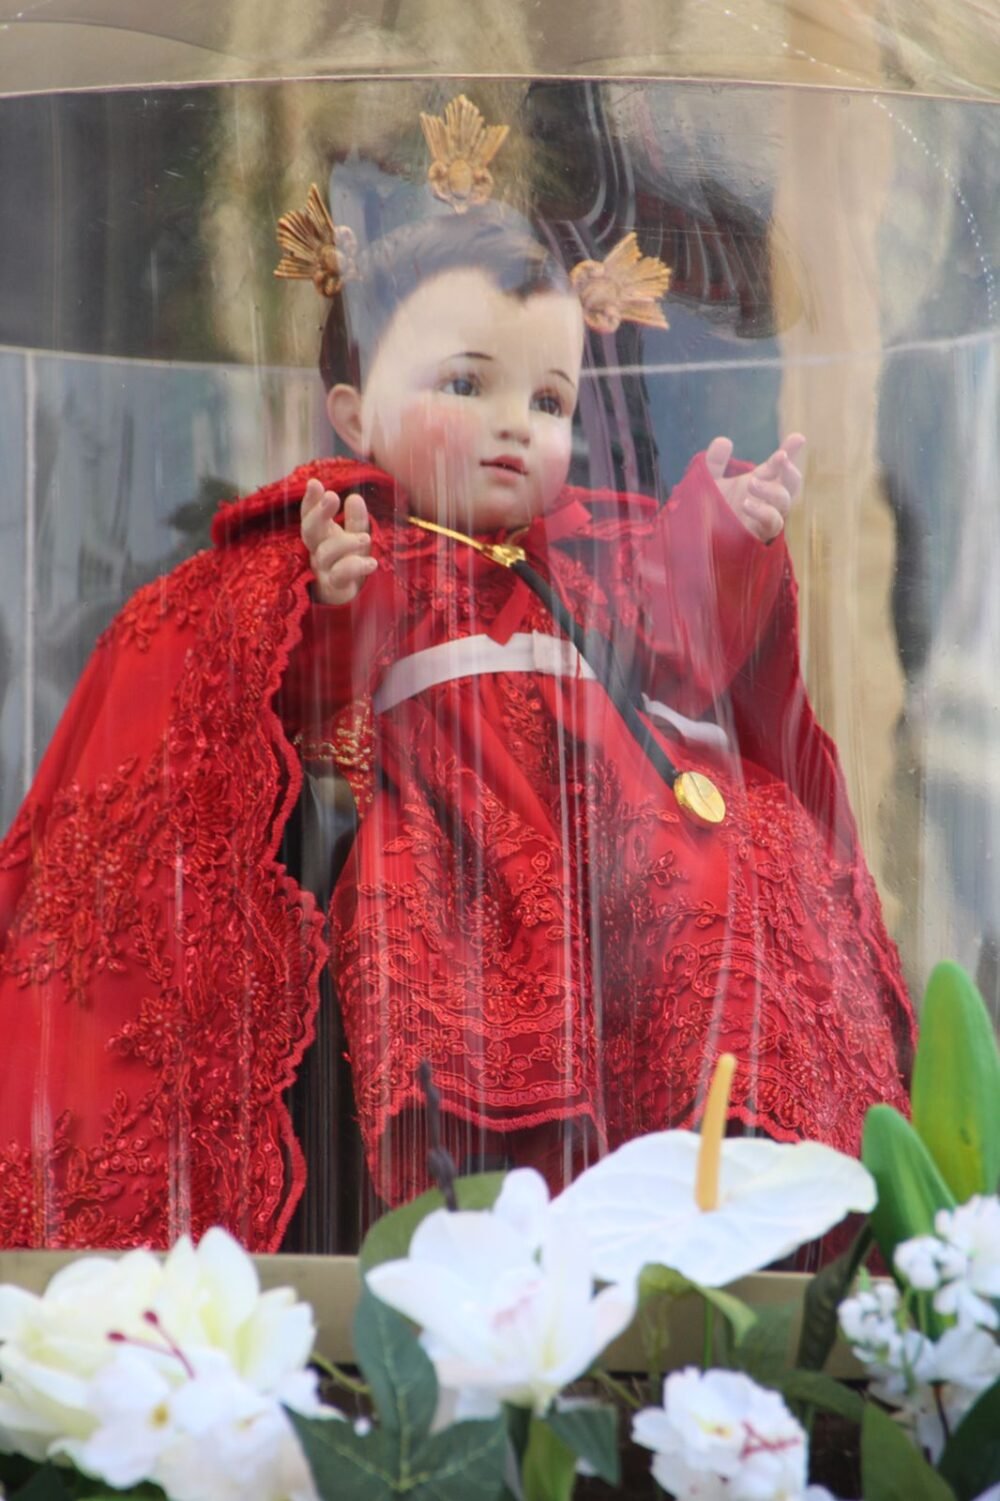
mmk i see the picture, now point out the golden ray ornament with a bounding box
[274,183,358,298]
[570,233,672,335]
[420,94,510,213]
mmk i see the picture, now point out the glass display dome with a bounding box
[0,0,997,1255]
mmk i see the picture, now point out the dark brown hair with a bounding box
[319,206,570,391]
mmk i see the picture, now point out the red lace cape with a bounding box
[0,457,914,1248]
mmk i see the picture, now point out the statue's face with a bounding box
[355,267,584,531]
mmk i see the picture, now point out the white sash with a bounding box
[373,631,731,751]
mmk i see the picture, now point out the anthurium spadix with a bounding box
[911,961,1000,1203]
[553,1054,877,1287]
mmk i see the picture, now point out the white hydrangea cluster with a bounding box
[837,1279,904,1372]
[839,1197,1000,1463]
[895,1197,1000,1331]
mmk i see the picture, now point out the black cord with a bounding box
[511,558,681,791]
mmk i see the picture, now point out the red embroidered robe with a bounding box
[0,456,914,1248]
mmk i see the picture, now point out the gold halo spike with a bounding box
[673,771,726,828]
[570,232,672,334]
[275,184,358,298]
[420,95,510,213]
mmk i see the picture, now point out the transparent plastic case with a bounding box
[0,6,997,1253]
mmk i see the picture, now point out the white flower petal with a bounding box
[366,1258,499,1369]
[554,1131,874,1285]
[410,1206,541,1285]
[493,1169,552,1250]
[0,1222,318,1472]
[0,1285,42,1341]
[238,1291,316,1391]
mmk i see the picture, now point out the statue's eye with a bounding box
[532,391,565,417]
[440,374,480,398]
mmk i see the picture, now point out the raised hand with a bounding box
[705,433,806,544]
[300,478,377,605]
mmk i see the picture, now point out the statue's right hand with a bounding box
[300,478,376,606]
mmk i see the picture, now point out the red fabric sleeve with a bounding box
[631,451,786,717]
[278,562,402,738]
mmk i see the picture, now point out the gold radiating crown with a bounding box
[274,183,358,298]
[274,99,672,334]
[419,94,510,213]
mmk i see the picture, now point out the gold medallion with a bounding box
[674,770,726,827]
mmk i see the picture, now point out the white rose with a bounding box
[0,1228,325,1469]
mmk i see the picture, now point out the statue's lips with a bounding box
[482,456,528,476]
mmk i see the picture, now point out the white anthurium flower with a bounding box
[633,1367,827,1501]
[367,1187,635,1416]
[0,1227,328,1468]
[553,1055,876,1287]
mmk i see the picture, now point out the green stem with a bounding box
[642,1297,670,1401]
[702,1300,716,1369]
[311,1351,371,1398]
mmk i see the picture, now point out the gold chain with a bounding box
[406,515,526,569]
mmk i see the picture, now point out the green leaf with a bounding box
[795,1223,872,1371]
[292,1285,506,1500]
[638,1264,691,1304]
[359,1173,506,1274]
[504,1402,532,1464]
[5,1467,74,1501]
[639,1264,757,1342]
[861,1403,957,1501]
[912,962,1000,1202]
[522,1415,576,1501]
[862,1106,956,1268]
[547,1403,620,1486]
[353,1284,437,1441]
[733,1301,797,1386]
[778,1369,865,1424]
[290,1410,508,1501]
[938,1371,1000,1500]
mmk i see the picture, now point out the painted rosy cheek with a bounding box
[538,427,572,484]
[424,400,482,452]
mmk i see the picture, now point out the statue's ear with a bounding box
[326,384,365,454]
